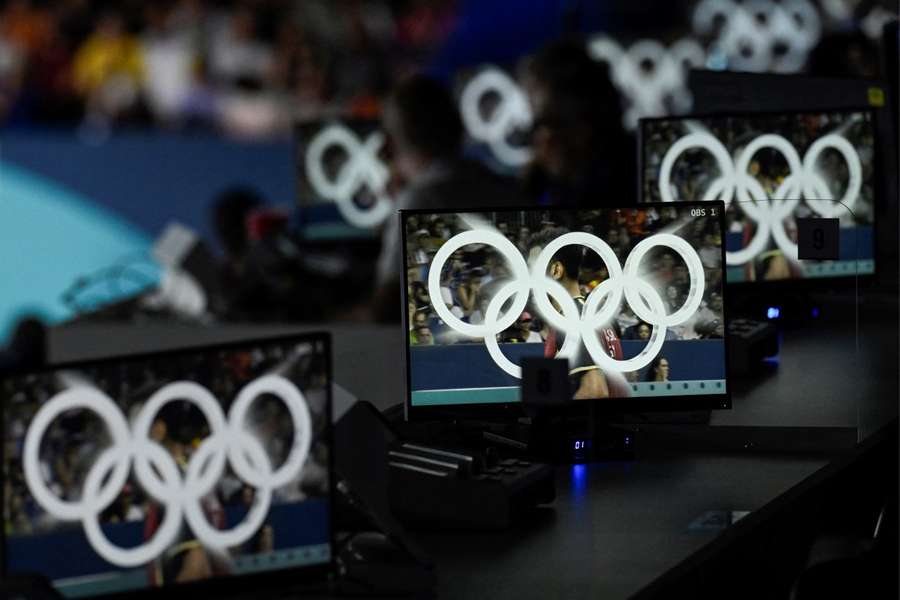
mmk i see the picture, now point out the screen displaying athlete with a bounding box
[2,337,331,598]
[403,206,727,408]
[640,109,875,283]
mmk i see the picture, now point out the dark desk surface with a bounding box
[414,449,832,600]
[45,291,896,599]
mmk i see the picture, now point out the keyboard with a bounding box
[387,441,556,530]
[728,318,779,375]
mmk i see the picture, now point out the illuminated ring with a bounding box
[692,0,820,73]
[81,443,184,568]
[659,132,735,205]
[183,431,272,550]
[227,374,312,489]
[305,123,393,228]
[481,278,581,379]
[581,278,667,373]
[727,175,778,266]
[428,230,704,378]
[734,134,804,216]
[657,129,862,266]
[459,67,533,167]
[531,232,624,333]
[22,387,131,522]
[131,381,229,500]
[23,376,312,567]
[622,233,705,327]
[588,36,706,129]
[801,134,863,215]
[427,230,531,338]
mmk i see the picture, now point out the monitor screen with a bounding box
[402,205,728,413]
[639,110,876,283]
[2,335,332,598]
[293,118,392,233]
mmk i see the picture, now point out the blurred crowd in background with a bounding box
[0,0,454,136]
[0,0,895,138]
[405,208,725,350]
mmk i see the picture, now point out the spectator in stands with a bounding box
[645,356,670,382]
[693,291,725,339]
[519,39,634,208]
[140,2,195,124]
[699,233,722,284]
[665,284,683,314]
[412,324,434,346]
[372,73,522,321]
[514,312,543,343]
[207,6,272,88]
[72,10,145,123]
[408,300,418,329]
[456,271,482,317]
[636,322,651,341]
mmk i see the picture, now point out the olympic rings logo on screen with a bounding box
[459,68,533,168]
[657,130,862,266]
[22,374,312,568]
[305,123,393,228]
[427,230,705,378]
[588,36,707,130]
[692,0,821,73]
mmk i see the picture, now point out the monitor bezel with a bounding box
[0,331,335,600]
[636,106,880,291]
[401,201,732,422]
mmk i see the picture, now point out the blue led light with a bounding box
[811,307,820,318]
[766,307,781,319]
[572,464,588,495]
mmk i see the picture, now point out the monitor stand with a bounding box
[394,408,637,463]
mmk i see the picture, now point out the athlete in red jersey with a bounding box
[529,228,629,399]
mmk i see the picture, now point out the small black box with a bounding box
[797,217,840,260]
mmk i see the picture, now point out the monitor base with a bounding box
[394,414,637,464]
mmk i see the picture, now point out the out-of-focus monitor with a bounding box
[688,70,891,118]
[688,70,896,284]
[2,334,332,599]
[401,203,730,419]
[639,109,876,284]
[293,118,392,237]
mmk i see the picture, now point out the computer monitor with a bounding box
[401,203,730,419]
[688,70,897,285]
[2,333,332,598]
[639,109,877,283]
[293,118,392,235]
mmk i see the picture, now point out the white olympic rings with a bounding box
[658,130,862,265]
[588,36,707,130]
[305,123,393,228]
[459,67,533,168]
[427,230,705,378]
[23,374,312,568]
[693,0,821,73]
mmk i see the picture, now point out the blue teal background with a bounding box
[0,130,296,342]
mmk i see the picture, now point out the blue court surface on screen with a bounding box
[410,339,727,406]
[7,499,330,598]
